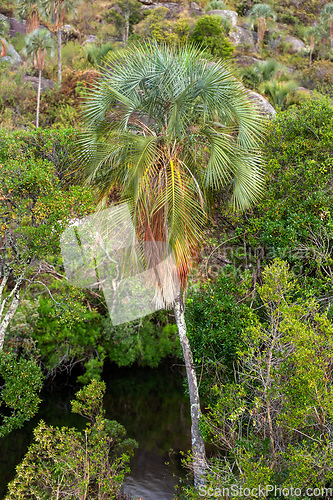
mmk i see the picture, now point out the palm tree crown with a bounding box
[248,3,276,23]
[320,3,333,49]
[79,43,264,281]
[16,0,41,33]
[25,27,54,68]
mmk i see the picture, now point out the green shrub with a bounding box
[5,380,138,499]
[0,352,43,437]
[302,60,333,96]
[191,15,234,58]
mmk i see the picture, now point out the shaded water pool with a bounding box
[0,360,191,499]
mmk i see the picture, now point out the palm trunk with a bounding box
[125,14,129,44]
[36,68,42,128]
[173,292,206,486]
[57,28,62,85]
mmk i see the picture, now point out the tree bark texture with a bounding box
[36,68,41,128]
[57,28,62,85]
[173,292,206,486]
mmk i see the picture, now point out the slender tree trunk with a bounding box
[125,14,129,44]
[173,292,206,487]
[36,68,42,128]
[57,28,62,85]
[309,49,313,68]
[0,289,21,350]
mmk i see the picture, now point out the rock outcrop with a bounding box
[246,90,276,118]
[22,75,55,92]
[0,38,22,66]
[205,9,238,27]
[282,35,305,53]
[228,26,255,47]
[61,24,80,42]
[84,34,99,45]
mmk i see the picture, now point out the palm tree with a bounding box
[320,3,333,50]
[25,28,54,127]
[77,43,264,486]
[303,25,323,68]
[16,0,41,33]
[40,0,79,84]
[84,41,114,68]
[248,3,276,50]
[241,59,283,90]
[260,79,298,109]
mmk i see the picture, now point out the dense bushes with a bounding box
[190,15,234,58]
[214,97,333,300]
[186,268,257,393]
[185,260,333,494]
[5,380,138,499]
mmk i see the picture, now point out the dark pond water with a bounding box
[0,360,191,500]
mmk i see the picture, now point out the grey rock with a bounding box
[0,38,22,66]
[9,17,26,37]
[206,9,237,27]
[228,26,254,46]
[8,18,51,37]
[7,42,22,65]
[141,2,179,14]
[190,1,201,10]
[22,75,55,92]
[234,55,264,67]
[84,34,99,45]
[139,0,154,4]
[246,89,276,118]
[61,24,80,42]
[282,35,305,53]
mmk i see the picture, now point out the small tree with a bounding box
[320,2,333,50]
[0,352,43,437]
[0,130,95,349]
[40,0,80,84]
[303,25,323,68]
[25,28,54,128]
[191,15,234,58]
[248,3,276,50]
[5,380,138,499]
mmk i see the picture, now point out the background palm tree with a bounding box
[260,79,298,109]
[77,43,264,486]
[320,3,333,50]
[25,28,54,127]
[241,58,284,90]
[40,0,79,84]
[16,0,41,33]
[302,25,323,67]
[248,3,276,50]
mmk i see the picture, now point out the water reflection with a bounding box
[0,360,191,500]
